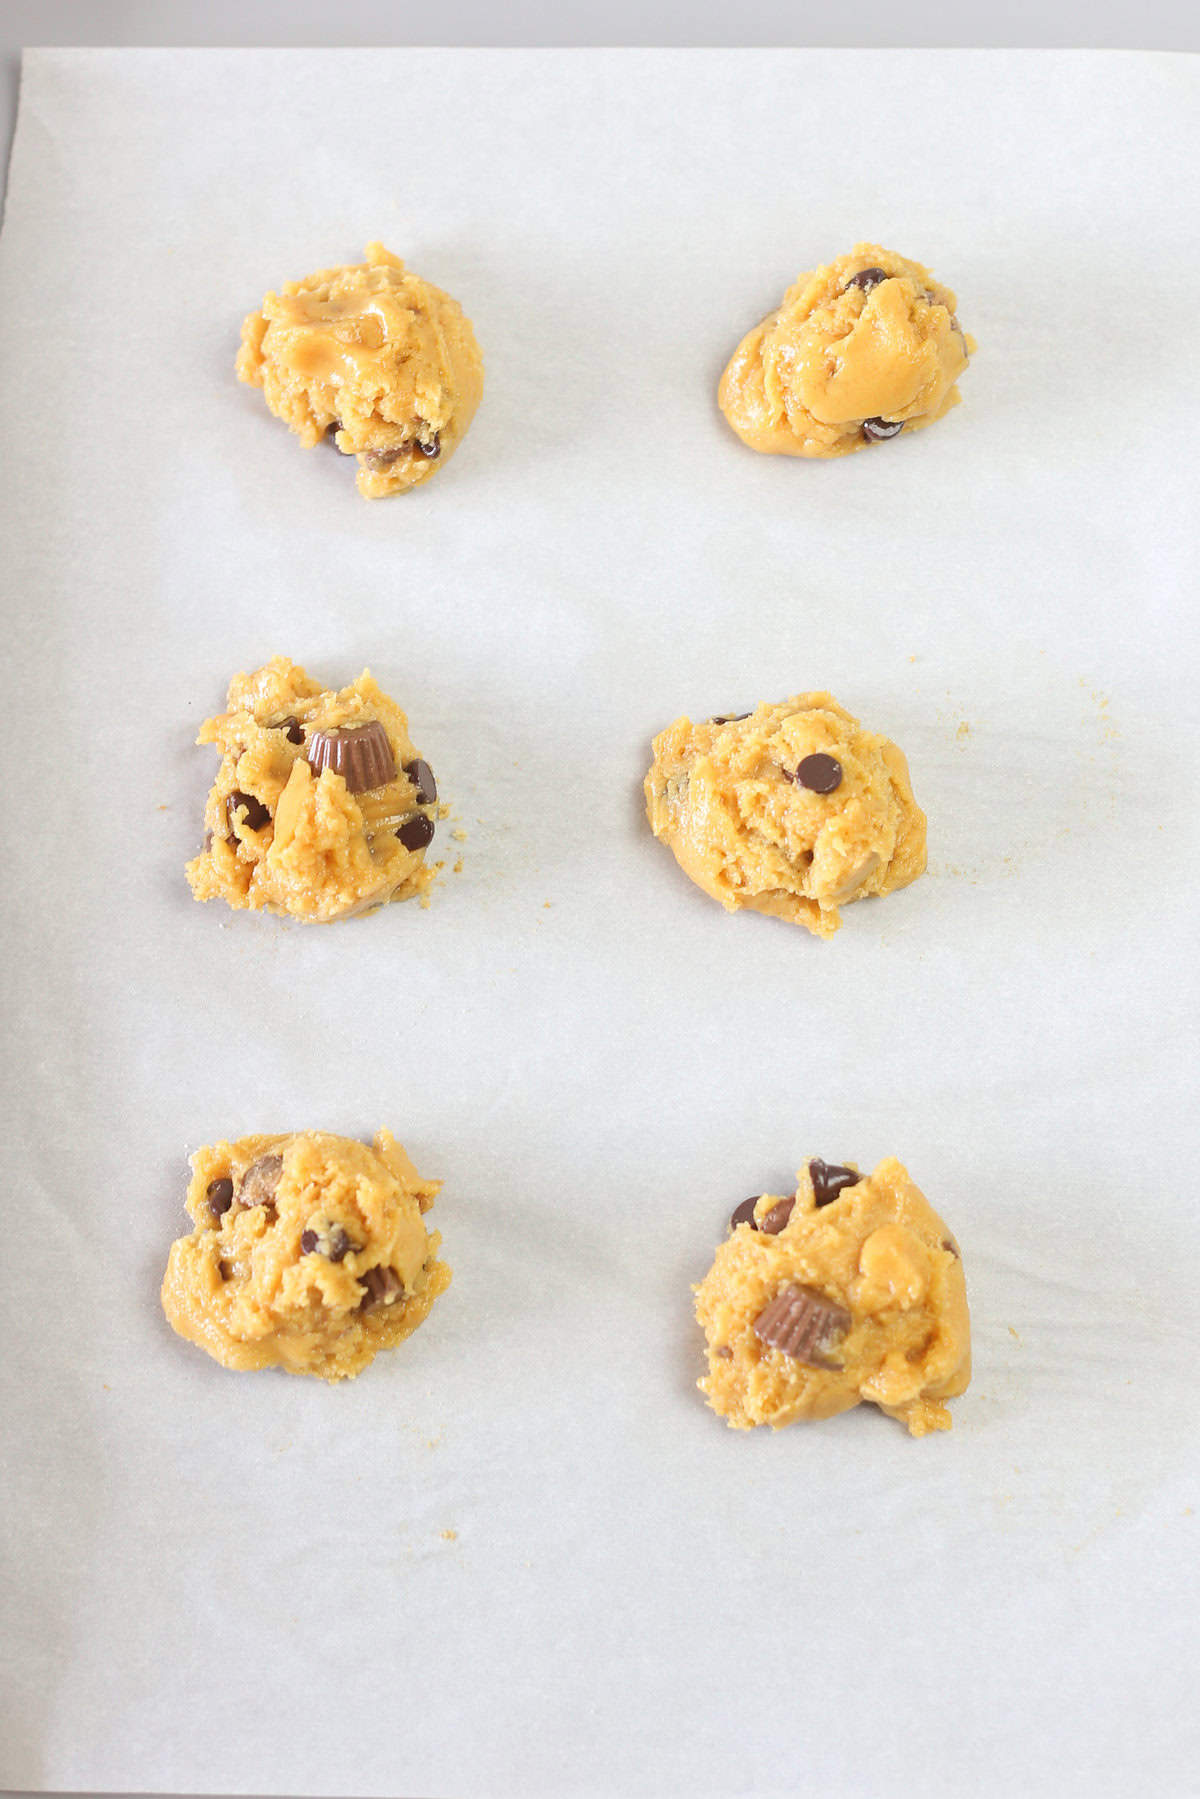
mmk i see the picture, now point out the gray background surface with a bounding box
[2,13,1196,1799]
[2,0,1199,207]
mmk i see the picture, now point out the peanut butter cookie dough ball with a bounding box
[186,657,440,924]
[719,243,973,458]
[161,1131,451,1381]
[644,694,926,938]
[237,242,483,498]
[696,1158,971,1437]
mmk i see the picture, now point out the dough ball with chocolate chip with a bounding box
[695,1158,970,1436]
[161,1130,451,1381]
[644,694,926,937]
[237,241,483,499]
[719,242,973,459]
[186,657,440,923]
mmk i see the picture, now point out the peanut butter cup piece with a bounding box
[227,790,271,833]
[753,1283,850,1368]
[359,1265,405,1311]
[238,1154,282,1211]
[306,721,396,791]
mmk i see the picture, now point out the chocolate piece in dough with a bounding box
[644,694,926,938]
[695,1157,971,1436]
[186,657,440,924]
[719,243,973,459]
[161,1130,450,1381]
[808,1159,862,1207]
[236,242,483,499]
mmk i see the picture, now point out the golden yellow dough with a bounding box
[695,1158,971,1436]
[719,243,974,458]
[237,242,483,498]
[186,657,439,924]
[644,694,926,938]
[161,1130,450,1381]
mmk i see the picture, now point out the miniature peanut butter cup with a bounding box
[753,1283,850,1368]
[306,721,396,791]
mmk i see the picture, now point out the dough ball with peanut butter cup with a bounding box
[719,242,973,459]
[644,693,926,938]
[186,656,440,923]
[237,241,483,499]
[162,1130,451,1381]
[697,1158,971,1436]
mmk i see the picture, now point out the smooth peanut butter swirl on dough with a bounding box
[237,242,483,498]
[719,242,974,458]
[161,1130,450,1381]
[695,1157,971,1436]
[186,656,440,923]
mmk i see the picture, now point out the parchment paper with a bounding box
[1,47,1197,1799]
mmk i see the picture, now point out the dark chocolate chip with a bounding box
[272,715,306,746]
[795,753,843,795]
[809,1159,862,1208]
[402,758,437,805]
[328,1226,352,1262]
[758,1198,796,1235]
[238,1154,282,1211]
[307,721,396,792]
[227,789,271,832]
[730,1196,761,1231]
[845,266,888,294]
[363,445,406,471]
[206,1177,234,1221]
[413,432,441,460]
[300,1229,318,1254]
[862,417,904,442]
[752,1283,851,1367]
[358,1265,405,1311]
[711,713,751,725]
[397,812,435,852]
[715,1345,733,1360]
[218,1258,233,1281]
[942,1236,960,1258]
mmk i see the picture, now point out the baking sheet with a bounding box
[0,46,1198,1799]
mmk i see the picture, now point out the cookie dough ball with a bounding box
[695,1158,970,1436]
[237,242,483,498]
[186,657,440,923]
[719,243,973,458]
[161,1130,451,1381]
[644,694,926,938]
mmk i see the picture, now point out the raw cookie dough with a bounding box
[695,1158,970,1436]
[161,1130,451,1381]
[644,694,926,938]
[719,243,973,458]
[186,656,440,923]
[237,242,483,498]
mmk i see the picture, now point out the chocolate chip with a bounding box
[218,1258,233,1281]
[307,721,396,792]
[795,753,843,794]
[403,758,437,805]
[715,1345,733,1359]
[845,267,888,294]
[300,1229,318,1254]
[809,1159,862,1207]
[238,1154,282,1211]
[753,1283,851,1367]
[363,445,406,471]
[862,417,904,442]
[300,1224,353,1260]
[413,432,441,460]
[203,831,214,852]
[397,812,435,852]
[206,1177,234,1221]
[358,1265,405,1311]
[711,713,751,725]
[758,1198,795,1235]
[272,715,306,746]
[942,1236,960,1258]
[730,1196,761,1231]
[227,789,271,832]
